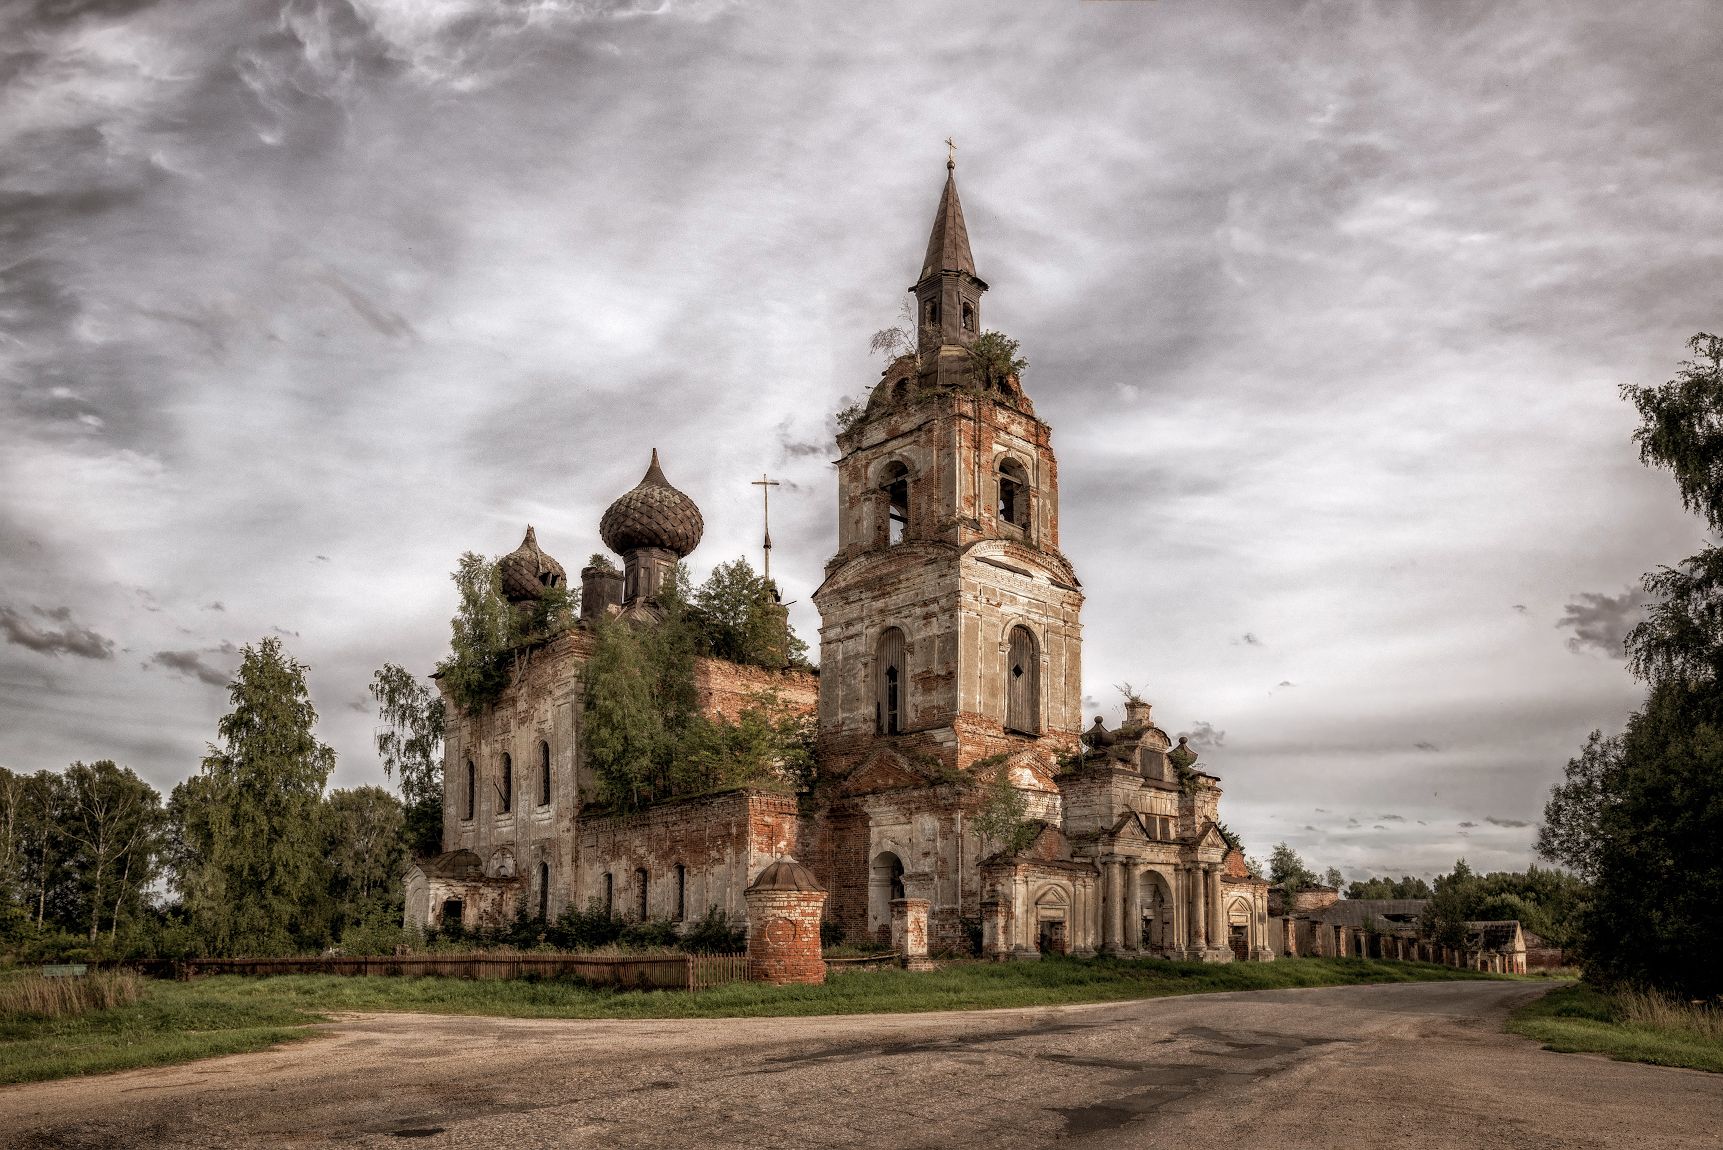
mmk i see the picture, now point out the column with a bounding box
[1122,864,1138,951]
[1102,859,1122,952]
[1192,866,1207,950]
[1209,867,1224,951]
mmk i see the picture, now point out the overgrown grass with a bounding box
[1508,983,1723,1074]
[0,971,142,1019]
[0,956,1494,1086]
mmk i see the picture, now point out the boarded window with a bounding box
[464,760,475,820]
[635,868,649,920]
[1006,625,1040,734]
[876,627,905,735]
[499,753,512,813]
[882,462,909,546]
[998,458,1028,529]
[539,741,552,806]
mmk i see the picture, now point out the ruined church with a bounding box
[404,161,1272,962]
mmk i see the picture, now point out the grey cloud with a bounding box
[1485,816,1531,829]
[1511,604,1528,615]
[206,601,225,611]
[1557,586,1645,658]
[1377,814,1405,822]
[148,647,234,687]
[1180,721,1225,750]
[0,606,116,660]
[1458,821,1477,829]
[315,273,414,340]
[1239,633,1263,646]
[1414,741,1440,752]
[1277,680,1295,687]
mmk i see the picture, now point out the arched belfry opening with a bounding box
[881,462,910,546]
[876,627,906,735]
[1006,625,1040,735]
[869,850,906,937]
[998,457,1029,533]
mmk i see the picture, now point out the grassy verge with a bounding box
[2,956,1494,1086]
[1508,983,1723,1074]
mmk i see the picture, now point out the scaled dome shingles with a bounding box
[599,449,705,557]
[747,856,825,893]
[499,525,567,602]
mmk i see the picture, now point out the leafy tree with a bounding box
[582,613,669,810]
[434,553,516,715]
[965,330,1028,388]
[323,786,407,940]
[0,768,63,936]
[1345,875,1434,900]
[1323,866,1344,890]
[972,769,1038,857]
[1421,858,1478,948]
[1540,333,1723,997]
[369,663,446,857]
[690,558,807,669]
[174,637,336,955]
[56,761,163,941]
[1268,842,1318,890]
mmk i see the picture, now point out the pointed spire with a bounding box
[920,167,976,282]
[641,447,668,488]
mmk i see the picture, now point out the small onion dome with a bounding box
[599,449,704,557]
[499,525,567,602]
[746,855,825,893]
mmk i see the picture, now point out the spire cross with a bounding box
[945,136,956,170]
[752,473,781,582]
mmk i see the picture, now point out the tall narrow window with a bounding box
[998,458,1029,530]
[537,861,550,921]
[961,301,975,332]
[634,868,649,920]
[499,753,512,813]
[882,462,909,546]
[602,873,614,917]
[464,760,475,820]
[674,864,687,922]
[538,741,552,807]
[1006,625,1041,735]
[876,627,906,735]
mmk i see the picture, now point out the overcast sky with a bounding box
[4,0,1719,882]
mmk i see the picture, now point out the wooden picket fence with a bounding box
[146,952,752,991]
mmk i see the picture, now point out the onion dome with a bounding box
[499,525,567,602]
[599,449,704,557]
[747,856,825,893]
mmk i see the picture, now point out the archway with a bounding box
[1138,870,1175,953]
[1227,896,1253,961]
[1034,884,1070,955]
[869,851,905,940]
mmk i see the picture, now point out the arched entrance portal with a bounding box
[1138,870,1175,954]
[869,851,906,941]
[1034,884,1070,956]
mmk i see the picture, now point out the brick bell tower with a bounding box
[811,159,1085,943]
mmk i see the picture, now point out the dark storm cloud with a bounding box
[1485,816,1532,829]
[1458,822,1478,829]
[0,606,115,660]
[1414,741,1440,752]
[148,643,238,687]
[1558,586,1646,657]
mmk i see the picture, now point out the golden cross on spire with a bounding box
[945,136,957,171]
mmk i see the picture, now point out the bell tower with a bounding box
[812,161,1085,781]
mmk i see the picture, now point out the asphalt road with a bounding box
[4,980,1719,1149]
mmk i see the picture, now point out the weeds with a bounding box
[0,971,142,1020]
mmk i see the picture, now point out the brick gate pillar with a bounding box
[744,857,827,986]
[891,897,934,971]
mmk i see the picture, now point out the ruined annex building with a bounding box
[405,162,1273,963]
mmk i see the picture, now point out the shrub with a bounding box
[618,917,680,950]
[819,919,846,949]
[680,907,747,954]
[546,900,624,951]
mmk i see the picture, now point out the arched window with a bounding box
[923,297,940,326]
[464,760,475,820]
[673,863,687,922]
[634,868,649,920]
[876,627,906,735]
[998,458,1029,530]
[601,872,614,917]
[961,301,975,332]
[537,861,550,921]
[1006,625,1041,735]
[891,377,909,404]
[499,753,512,813]
[882,461,910,546]
[538,741,552,807]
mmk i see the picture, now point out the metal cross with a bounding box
[751,473,780,582]
[945,136,957,169]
